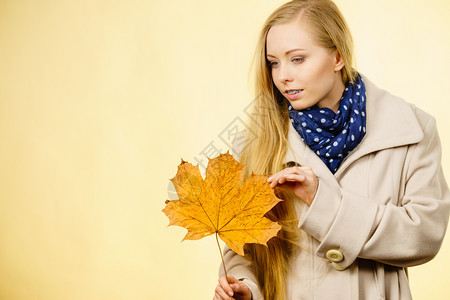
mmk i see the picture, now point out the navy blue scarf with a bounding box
[288,74,367,173]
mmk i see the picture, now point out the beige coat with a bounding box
[220,75,450,299]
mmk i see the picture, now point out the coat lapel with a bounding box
[283,74,424,179]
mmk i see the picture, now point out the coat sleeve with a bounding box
[217,134,264,300]
[219,245,264,300]
[298,114,450,269]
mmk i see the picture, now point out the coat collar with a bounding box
[283,74,424,180]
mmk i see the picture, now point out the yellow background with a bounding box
[0,0,449,299]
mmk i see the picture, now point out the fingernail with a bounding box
[267,177,272,181]
[228,291,233,296]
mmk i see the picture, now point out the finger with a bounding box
[269,174,280,187]
[268,167,311,186]
[214,292,229,300]
[277,172,306,184]
[215,285,230,299]
[300,166,314,174]
[294,165,312,172]
[289,167,317,182]
[218,276,234,297]
[267,170,285,183]
[289,166,310,175]
[269,172,291,187]
[226,276,239,284]
[270,176,284,187]
[298,168,315,178]
[230,282,245,293]
[284,173,306,183]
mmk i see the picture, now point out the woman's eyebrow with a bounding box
[266,48,306,58]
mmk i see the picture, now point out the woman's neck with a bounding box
[318,74,346,113]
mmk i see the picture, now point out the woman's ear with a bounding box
[333,50,345,72]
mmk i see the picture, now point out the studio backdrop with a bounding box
[0,0,449,299]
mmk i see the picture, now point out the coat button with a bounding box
[326,249,344,263]
[331,262,347,271]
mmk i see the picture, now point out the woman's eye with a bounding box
[292,57,304,63]
[269,61,279,67]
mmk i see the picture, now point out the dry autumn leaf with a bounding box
[162,152,283,260]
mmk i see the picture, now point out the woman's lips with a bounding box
[285,89,303,100]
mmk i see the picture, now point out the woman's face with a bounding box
[266,19,345,112]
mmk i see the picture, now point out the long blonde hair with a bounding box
[239,1,357,299]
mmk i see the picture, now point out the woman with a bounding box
[213,0,450,299]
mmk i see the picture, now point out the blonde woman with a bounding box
[213,0,450,299]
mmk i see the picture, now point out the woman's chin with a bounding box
[289,101,310,111]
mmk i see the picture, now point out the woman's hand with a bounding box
[267,166,318,205]
[213,276,252,300]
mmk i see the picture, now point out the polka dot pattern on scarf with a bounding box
[288,73,367,173]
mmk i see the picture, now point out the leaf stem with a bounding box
[216,232,228,280]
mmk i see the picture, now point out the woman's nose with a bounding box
[278,64,294,82]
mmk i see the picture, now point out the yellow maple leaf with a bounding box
[162,151,282,257]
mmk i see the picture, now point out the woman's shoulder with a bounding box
[362,74,435,131]
[408,103,436,131]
